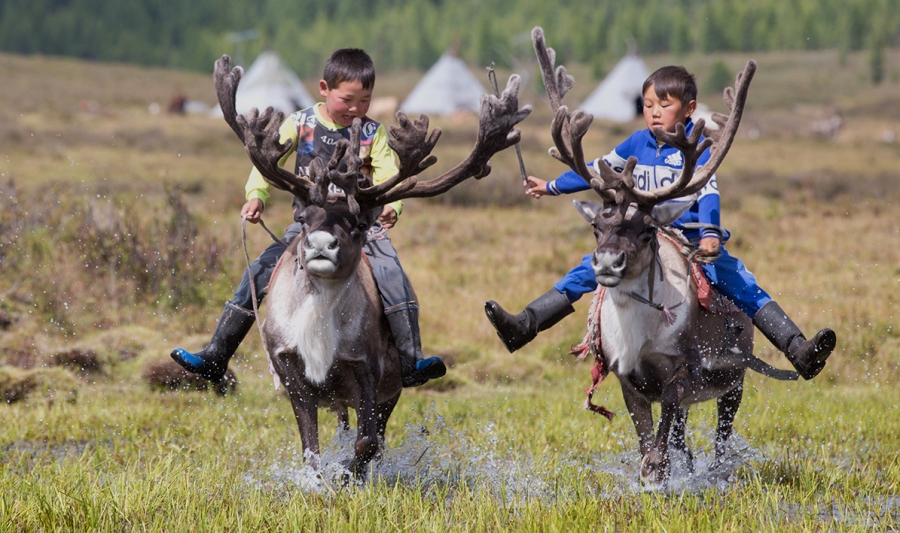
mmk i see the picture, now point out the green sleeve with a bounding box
[370,123,404,217]
[244,115,298,206]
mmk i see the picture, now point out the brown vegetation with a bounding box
[0,367,79,405]
[141,360,237,396]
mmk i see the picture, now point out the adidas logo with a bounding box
[664,152,683,166]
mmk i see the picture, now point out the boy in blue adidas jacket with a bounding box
[485,66,835,380]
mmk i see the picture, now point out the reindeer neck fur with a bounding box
[601,237,695,376]
[267,251,374,386]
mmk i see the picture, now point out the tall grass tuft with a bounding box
[0,181,236,334]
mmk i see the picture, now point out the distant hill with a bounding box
[0,0,896,77]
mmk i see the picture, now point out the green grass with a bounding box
[1,48,900,531]
[1,374,898,531]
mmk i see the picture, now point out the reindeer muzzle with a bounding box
[593,250,626,287]
[303,231,341,275]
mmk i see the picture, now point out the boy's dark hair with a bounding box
[323,48,375,90]
[642,66,697,105]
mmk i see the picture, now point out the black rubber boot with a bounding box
[386,308,446,388]
[484,289,575,353]
[170,303,255,383]
[752,301,836,380]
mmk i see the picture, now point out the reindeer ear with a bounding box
[649,194,698,226]
[573,199,603,224]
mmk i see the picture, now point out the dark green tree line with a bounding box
[0,0,896,76]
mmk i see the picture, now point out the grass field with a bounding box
[1,48,899,531]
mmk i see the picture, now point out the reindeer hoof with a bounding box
[640,452,670,492]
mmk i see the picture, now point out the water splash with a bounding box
[591,433,761,495]
[244,408,558,500]
[243,406,768,502]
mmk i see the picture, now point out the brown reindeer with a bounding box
[530,28,765,489]
[214,55,530,478]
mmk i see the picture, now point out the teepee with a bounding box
[400,53,487,116]
[579,53,650,123]
[212,50,315,117]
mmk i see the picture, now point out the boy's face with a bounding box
[319,79,373,128]
[642,84,696,134]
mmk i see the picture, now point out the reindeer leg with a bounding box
[714,384,743,465]
[285,384,320,471]
[670,407,694,474]
[641,366,691,490]
[376,392,401,442]
[347,363,380,480]
[621,384,654,456]
[336,408,350,431]
[271,353,322,471]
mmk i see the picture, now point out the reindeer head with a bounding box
[293,198,370,279]
[531,27,754,288]
[572,198,696,287]
[213,54,531,282]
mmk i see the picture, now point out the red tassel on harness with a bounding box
[584,357,614,420]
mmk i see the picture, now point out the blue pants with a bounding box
[230,223,415,315]
[552,246,772,318]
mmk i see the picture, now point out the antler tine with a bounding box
[535,28,616,203]
[629,60,756,207]
[353,112,440,205]
[314,121,364,214]
[213,55,315,204]
[532,27,574,113]
[358,74,531,209]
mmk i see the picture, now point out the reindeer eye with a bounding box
[356,222,368,232]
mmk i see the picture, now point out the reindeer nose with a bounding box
[305,231,339,254]
[593,250,627,277]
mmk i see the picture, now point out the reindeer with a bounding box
[214,55,530,478]
[531,28,761,489]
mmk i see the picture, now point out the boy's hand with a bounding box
[525,176,549,199]
[699,236,720,256]
[378,205,398,229]
[241,199,264,224]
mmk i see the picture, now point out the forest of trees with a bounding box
[1,0,897,77]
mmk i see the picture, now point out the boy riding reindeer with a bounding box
[486,39,836,381]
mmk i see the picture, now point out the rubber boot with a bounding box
[386,308,446,388]
[170,303,255,383]
[752,301,836,380]
[484,289,576,353]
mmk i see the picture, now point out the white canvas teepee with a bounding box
[579,54,651,123]
[400,53,487,116]
[212,50,315,117]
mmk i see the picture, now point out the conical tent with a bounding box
[579,54,651,123]
[212,50,315,117]
[400,53,487,116]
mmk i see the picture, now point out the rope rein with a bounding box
[241,216,285,390]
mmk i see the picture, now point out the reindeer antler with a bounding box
[354,75,531,209]
[215,54,531,215]
[628,61,756,206]
[214,55,315,205]
[533,28,617,204]
[532,29,755,211]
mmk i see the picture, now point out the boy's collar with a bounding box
[313,102,343,130]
